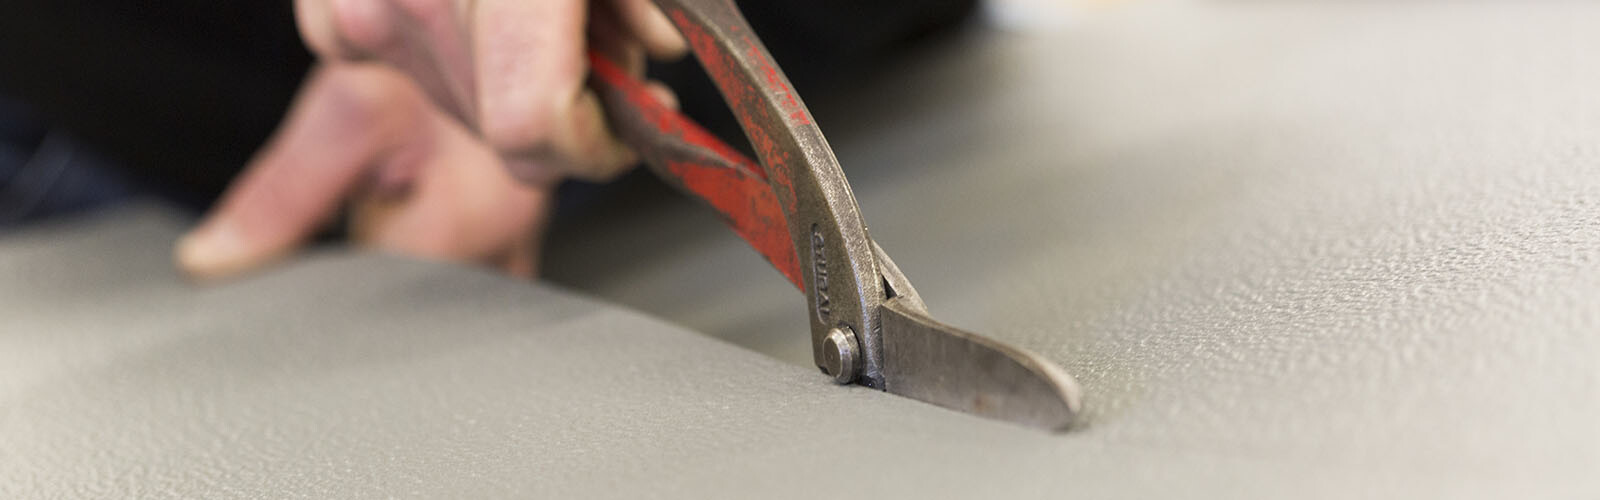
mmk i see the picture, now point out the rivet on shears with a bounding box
[820,326,860,384]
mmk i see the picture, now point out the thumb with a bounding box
[176,64,424,280]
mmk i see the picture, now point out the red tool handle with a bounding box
[588,52,803,289]
[593,0,890,386]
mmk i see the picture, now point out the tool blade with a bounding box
[877,299,1082,431]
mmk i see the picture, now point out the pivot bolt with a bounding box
[819,326,860,384]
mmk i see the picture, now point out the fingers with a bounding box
[590,5,680,111]
[347,114,553,279]
[293,0,343,58]
[474,0,635,183]
[292,0,684,185]
[179,62,554,281]
[589,0,647,76]
[176,64,427,280]
[298,0,479,122]
[609,0,688,60]
[644,80,679,111]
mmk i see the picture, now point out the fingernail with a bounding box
[176,219,245,278]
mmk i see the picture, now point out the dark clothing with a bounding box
[0,2,311,209]
[0,1,976,220]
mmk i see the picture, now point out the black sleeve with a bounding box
[0,0,311,205]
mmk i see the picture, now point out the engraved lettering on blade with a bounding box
[811,224,831,322]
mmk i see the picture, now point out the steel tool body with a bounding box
[589,0,1081,431]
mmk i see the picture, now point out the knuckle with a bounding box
[327,0,396,54]
[313,66,417,130]
[479,99,558,156]
[392,0,453,23]
[294,0,341,56]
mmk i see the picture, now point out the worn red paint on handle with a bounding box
[588,53,803,289]
[668,8,803,213]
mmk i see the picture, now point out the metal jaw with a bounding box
[870,243,1081,431]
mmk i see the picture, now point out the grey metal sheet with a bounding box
[547,2,1600,497]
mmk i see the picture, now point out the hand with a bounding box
[177,63,555,279]
[294,0,686,182]
[176,0,685,280]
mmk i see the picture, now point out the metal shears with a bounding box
[588,0,1081,431]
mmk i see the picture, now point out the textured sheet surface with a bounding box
[547,1,1600,496]
[5,2,1600,499]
